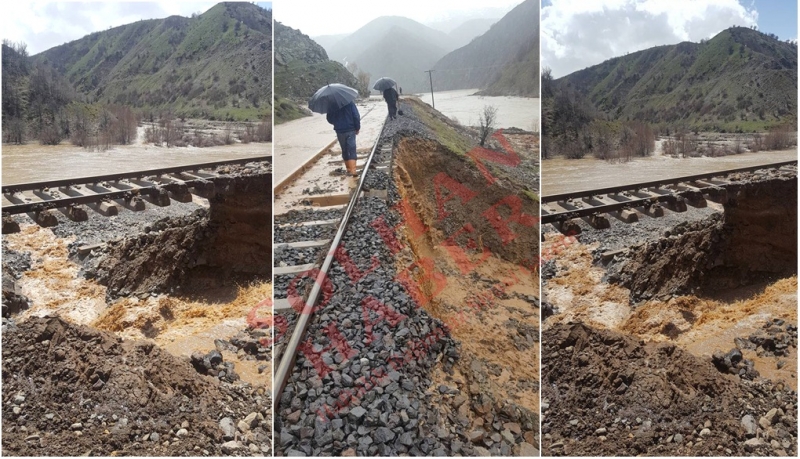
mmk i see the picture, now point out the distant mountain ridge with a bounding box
[554,26,797,130]
[432,0,539,96]
[322,16,457,93]
[33,2,272,120]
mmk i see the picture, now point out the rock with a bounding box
[244,412,259,428]
[12,407,21,415]
[699,428,711,437]
[759,416,772,430]
[595,427,607,435]
[765,408,780,424]
[13,395,26,404]
[221,441,242,454]
[373,427,396,443]
[238,420,251,432]
[341,448,356,457]
[150,433,160,442]
[71,423,83,430]
[674,433,684,443]
[520,442,539,456]
[219,417,236,440]
[744,438,764,452]
[176,428,188,437]
[474,446,491,456]
[349,406,367,422]
[741,415,757,437]
[468,429,486,443]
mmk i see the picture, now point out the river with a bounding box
[417,88,539,131]
[542,148,798,196]
[1,126,270,185]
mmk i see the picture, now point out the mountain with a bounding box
[312,34,348,52]
[432,0,539,96]
[479,36,539,97]
[447,18,498,49]
[555,26,798,130]
[33,2,271,121]
[274,21,357,124]
[321,16,458,92]
[326,16,456,64]
[352,26,449,93]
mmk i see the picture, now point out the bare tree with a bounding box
[478,105,498,147]
[356,70,371,98]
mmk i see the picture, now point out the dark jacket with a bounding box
[383,88,398,104]
[326,102,360,133]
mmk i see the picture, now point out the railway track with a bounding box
[541,160,797,230]
[1,156,271,232]
[273,115,389,401]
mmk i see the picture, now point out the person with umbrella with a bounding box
[309,84,361,177]
[374,77,399,120]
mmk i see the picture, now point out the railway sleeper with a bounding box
[557,218,581,235]
[640,202,665,218]
[66,204,89,222]
[2,215,20,234]
[585,213,611,229]
[611,208,638,223]
[34,209,59,227]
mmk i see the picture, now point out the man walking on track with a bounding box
[326,101,361,177]
[383,87,399,120]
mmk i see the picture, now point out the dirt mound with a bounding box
[542,322,797,456]
[2,317,271,456]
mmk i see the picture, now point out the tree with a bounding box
[356,70,371,98]
[478,105,498,147]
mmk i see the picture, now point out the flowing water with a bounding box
[417,88,539,130]
[1,126,270,185]
[543,148,797,195]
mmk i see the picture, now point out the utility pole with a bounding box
[425,70,435,109]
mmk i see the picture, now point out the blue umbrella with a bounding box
[308,84,359,114]
[372,77,397,91]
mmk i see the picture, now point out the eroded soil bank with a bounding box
[2,163,272,456]
[542,169,797,456]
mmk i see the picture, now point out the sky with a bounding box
[1,1,272,55]
[542,0,798,78]
[276,0,523,37]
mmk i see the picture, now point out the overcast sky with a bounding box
[1,1,272,55]
[277,0,523,37]
[543,0,797,78]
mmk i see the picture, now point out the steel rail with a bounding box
[274,115,388,401]
[540,160,796,224]
[2,155,271,194]
[1,177,213,215]
[541,160,797,203]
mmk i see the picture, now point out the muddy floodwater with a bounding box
[417,88,539,130]
[543,147,797,195]
[2,132,270,185]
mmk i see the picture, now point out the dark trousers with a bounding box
[387,101,397,119]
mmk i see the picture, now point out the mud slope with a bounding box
[542,322,797,457]
[2,317,271,456]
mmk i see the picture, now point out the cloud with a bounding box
[1,2,218,55]
[542,0,758,77]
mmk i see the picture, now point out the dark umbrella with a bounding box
[373,77,397,91]
[308,84,359,114]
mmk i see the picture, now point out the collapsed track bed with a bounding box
[2,162,273,456]
[541,168,798,456]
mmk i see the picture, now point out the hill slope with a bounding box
[555,26,797,130]
[274,21,357,123]
[324,16,456,92]
[34,2,272,121]
[433,0,539,95]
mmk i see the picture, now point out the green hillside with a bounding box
[274,21,357,124]
[34,2,271,121]
[556,27,797,131]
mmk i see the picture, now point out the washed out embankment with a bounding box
[2,164,273,456]
[542,167,798,456]
[276,98,539,456]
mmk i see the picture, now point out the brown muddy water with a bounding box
[1,127,270,184]
[543,147,797,195]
